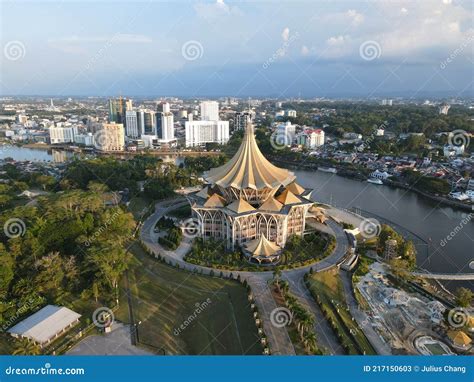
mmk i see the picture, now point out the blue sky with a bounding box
[1,0,473,97]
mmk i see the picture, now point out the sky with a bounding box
[0,0,473,98]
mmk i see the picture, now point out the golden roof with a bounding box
[259,197,283,212]
[203,193,226,208]
[276,189,301,205]
[447,331,472,346]
[286,181,305,195]
[204,124,295,190]
[244,235,281,258]
[227,198,255,213]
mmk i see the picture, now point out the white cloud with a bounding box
[346,10,364,26]
[281,27,290,42]
[194,0,242,19]
[301,45,310,56]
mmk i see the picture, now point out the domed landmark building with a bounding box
[188,124,313,265]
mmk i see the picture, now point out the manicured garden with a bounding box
[306,269,376,355]
[115,242,263,355]
[184,232,335,272]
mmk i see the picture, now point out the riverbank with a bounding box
[270,158,473,213]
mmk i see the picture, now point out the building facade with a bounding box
[125,110,140,138]
[95,122,125,152]
[49,124,77,144]
[200,101,219,121]
[185,120,229,147]
[189,124,313,264]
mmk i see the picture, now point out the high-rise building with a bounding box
[125,111,140,138]
[160,112,174,142]
[185,120,229,147]
[109,97,132,125]
[49,124,77,144]
[139,110,157,136]
[305,129,325,149]
[200,101,219,121]
[95,122,125,152]
[276,121,296,145]
[234,111,252,131]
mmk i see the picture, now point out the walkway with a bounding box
[139,198,386,355]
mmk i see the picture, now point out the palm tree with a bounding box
[13,338,42,355]
[273,268,282,291]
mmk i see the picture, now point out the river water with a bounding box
[294,169,473,284]
[2,147,472,286]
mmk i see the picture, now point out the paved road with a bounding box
[67,323,151,356]
[138,198,380,355]
[339,270,392,355]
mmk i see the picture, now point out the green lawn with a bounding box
[116,242,263,355]
[128,196,153,220]
[307,269,376,355]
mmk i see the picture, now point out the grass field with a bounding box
[128,196,153,220]
[307,269,375,355]
[116,242,263,355]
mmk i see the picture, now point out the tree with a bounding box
[12,338,42,355]
[455,287,473,308]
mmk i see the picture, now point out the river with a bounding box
[294,169,473,290]
[2,147,472,288]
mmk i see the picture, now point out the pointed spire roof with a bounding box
[244,235,281,258]
[204,124,295,190]
[286,181,305,195]
[276,189,300,205]
[447,331,472,346]
[227,198,255,213]
[259,197,283,212]
[203,193,226,208]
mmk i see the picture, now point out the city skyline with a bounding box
[1,0,473,97]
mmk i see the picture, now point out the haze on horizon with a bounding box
[0,0,473,98]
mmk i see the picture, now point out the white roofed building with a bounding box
[8,305,81,347]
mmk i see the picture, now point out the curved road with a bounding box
[139,198,380,355]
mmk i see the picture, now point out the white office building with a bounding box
[74,133,95,146]
[200,101,219,121]
[125,110,140,138]
[95,122,125,152]
[185,120,229,147]
[160,112,175,142]
[49,124,77,144]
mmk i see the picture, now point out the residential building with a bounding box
[277,121,296,144]
[439,103,450,115]
[234,111,252,131]
[200,101,219,121]
[95,122,125,152]
[49,124,77,144]
[185,120,229,147]
[443,144,465,157]
[305,129,325,148]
